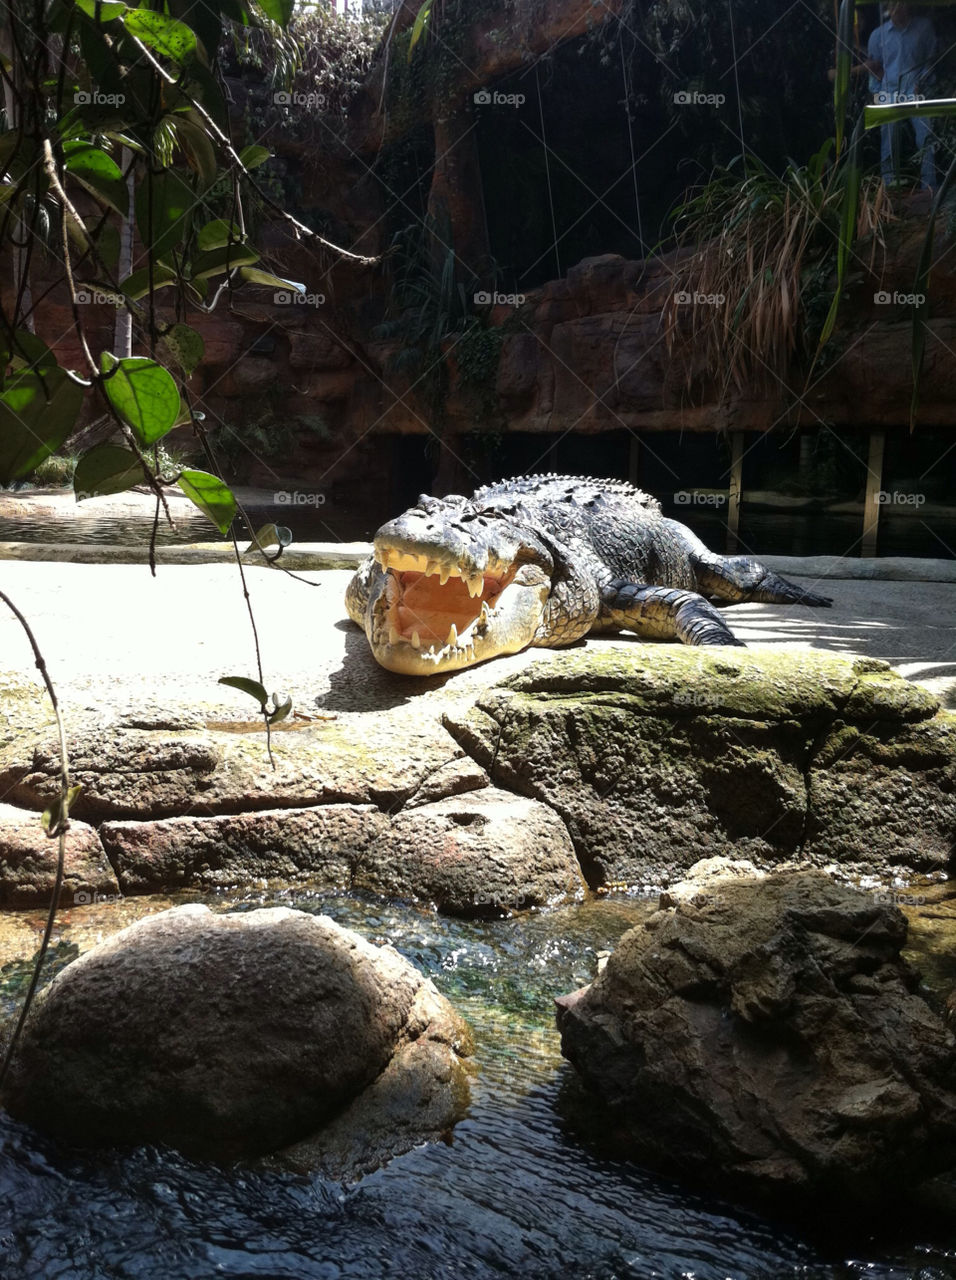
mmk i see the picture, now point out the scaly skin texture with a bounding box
[346,474,832,675]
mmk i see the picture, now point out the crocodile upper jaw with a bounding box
[367,546,550,674]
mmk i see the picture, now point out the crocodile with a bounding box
[346,474,832,675]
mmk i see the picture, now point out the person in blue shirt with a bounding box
[866,3,938,190]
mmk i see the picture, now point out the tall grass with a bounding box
[662,142,891,400]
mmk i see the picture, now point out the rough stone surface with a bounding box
[0,708,475,820]
[1,904,473,1163]
[444,647,952,885]
[556,864,956,1207]
[0,803,119,908]
[99,788,583,915]
[354,788,585,915]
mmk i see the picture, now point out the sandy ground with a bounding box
[0,560,953,714]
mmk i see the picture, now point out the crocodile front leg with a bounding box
[600,581,746,646]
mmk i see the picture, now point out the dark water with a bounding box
[1,892,955,1280]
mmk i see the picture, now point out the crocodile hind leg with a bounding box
[600,582,746,647]
[663,520,832,607]
[694,554,832,607]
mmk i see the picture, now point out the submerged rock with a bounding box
[1,904,473,1170]
[556,863,956,1208]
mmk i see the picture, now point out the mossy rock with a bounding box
[444,647,953,885]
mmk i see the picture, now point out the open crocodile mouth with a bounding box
[374,546,517,663]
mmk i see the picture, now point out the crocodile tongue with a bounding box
[369,559,550,675]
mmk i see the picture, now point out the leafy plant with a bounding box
[0,0,369,542]
[664,145,838,397]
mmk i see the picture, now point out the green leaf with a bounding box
[183,59,229,133]
[864,98,956,128]
[100,353,182,445]
[238,144,271,170]
[237,266,304,292]
[73,0,127,20]
[0,128,22,171]
[268,693,293,725]
[172,113,218,188]
[190,242,258,279]
[197,218,241,251]
[7,330,58,372]
[408,0,433,60]
[122,7,198,65]
[135,167,195,257]
[42,784,84,836]
[218,676,268,708]
[218,0,251,23]
[74,443,145,498]
[158,323,204,376]
[0,367,85,484]
[63,142,128,216]
[909,150,956,429]
[177,468,236,533]
[243,522,292,554]
[90,217,121,273]
[119,263,179,300]
[257,0,293,28]
[817,113,863,350]
[167,0,221,68]
[833,0,852,155]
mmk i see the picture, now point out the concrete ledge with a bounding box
[759,555,956,583]
[0,541,371,569]
[0,542,953,582]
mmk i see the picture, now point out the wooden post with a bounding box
[862,429,885,558]
[726,431,744,553]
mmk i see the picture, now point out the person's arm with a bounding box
[916,21,937,93]
[865,27,884,82]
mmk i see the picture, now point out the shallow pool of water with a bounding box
[1,890,954,1279]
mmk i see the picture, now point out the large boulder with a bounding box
[556,863,956,1207]
[444,647,954,885]
[1,904,473,1170]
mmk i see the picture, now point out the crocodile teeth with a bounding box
[446,623,458,647]
[439,566,451,586]
[411,630,421,650]
[388,625,402,646]
[465,573,483,599]
[479,601,492,622]
[426,559,440,578]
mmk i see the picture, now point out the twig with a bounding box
[0,590,72,1093]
